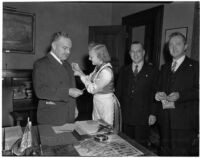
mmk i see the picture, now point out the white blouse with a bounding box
[80,63,113,94]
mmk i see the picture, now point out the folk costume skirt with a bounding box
[93,93,122,133]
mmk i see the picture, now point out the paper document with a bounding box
[38,125,78,146]
[74,134,144,156]
[52,123,76,134]
[3,126,23,150]
[161,100,175,109]
[75,120,100,135]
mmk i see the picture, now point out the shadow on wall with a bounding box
[75,55,94,121]
[163,42,172,64]
[45,46,51,55]
[83,54,95,74]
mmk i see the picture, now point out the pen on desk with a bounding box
[82,88,86,92]
[59,130,73,132]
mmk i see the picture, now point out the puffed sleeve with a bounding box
[80,68,113,94]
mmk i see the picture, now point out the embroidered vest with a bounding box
[92,63,114,94]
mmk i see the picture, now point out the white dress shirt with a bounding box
[80,63,113,94]
[50,51,63,65]
[172,55,185,72]
[132,61,144,73]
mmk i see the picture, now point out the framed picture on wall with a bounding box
[165,27,188,42]
[3,8,35,54]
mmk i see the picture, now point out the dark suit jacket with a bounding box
[116,63,158,126]
[155,56,199,130]
[33,53,76,125]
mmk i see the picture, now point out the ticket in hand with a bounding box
[161,100,175,109]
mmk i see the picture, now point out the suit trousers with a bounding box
[123,123,149,147]
[160,128,197,156]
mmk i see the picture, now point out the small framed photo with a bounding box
[165,27,188,42]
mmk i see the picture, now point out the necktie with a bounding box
[171,61,177,73]
[134,65,138,76]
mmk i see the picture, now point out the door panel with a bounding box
[89,26,126,75]
[132,25,145,43]
[122,5,164,68]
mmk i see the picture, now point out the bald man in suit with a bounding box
[33,32,82,125]
[153,32,199,156]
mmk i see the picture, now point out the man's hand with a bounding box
[155,92,167,101]
[75,106,79,119]
[69,88,83,98]
[148,115,156,125]
[167,92,180,102]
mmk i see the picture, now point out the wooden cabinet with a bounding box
[2,69,38,126]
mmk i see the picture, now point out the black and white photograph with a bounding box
[2,0,199,156]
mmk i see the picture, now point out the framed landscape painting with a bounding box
[165,27,188,42]
[3,8,35,54]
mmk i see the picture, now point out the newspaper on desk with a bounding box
[74,134,144,156]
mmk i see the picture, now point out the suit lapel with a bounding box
[136,63,150,80]
[129,63,147,88]
[165,57,189,92]
[128,64,134,79]
[127,65,134,93]
[47,53,70,83]
[173,56,189,75]
[63,61,75,87]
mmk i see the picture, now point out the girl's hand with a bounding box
[71,62,84,76]
[71,62,81,72]
[74,71,82,76]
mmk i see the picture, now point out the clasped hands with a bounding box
[155,91,180,109]
[148,92,179,126]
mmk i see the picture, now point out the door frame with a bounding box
[122,5,164,68]
[89,25,126,74]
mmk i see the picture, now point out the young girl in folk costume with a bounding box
[72,44,121,133]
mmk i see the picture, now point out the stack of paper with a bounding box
[3,126,23,150]
[38,125,78,146]
[52,123,76,134]
[75,120,100,135]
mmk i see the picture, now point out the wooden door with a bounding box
[122,5,164,68]
[89,26,126,75]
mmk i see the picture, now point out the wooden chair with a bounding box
[2,86,22,127]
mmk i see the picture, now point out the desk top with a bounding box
[2,125,156,156]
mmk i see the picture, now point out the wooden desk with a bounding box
[118,133,156,156]
[3,69,38,126]
[2,126,156,156]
